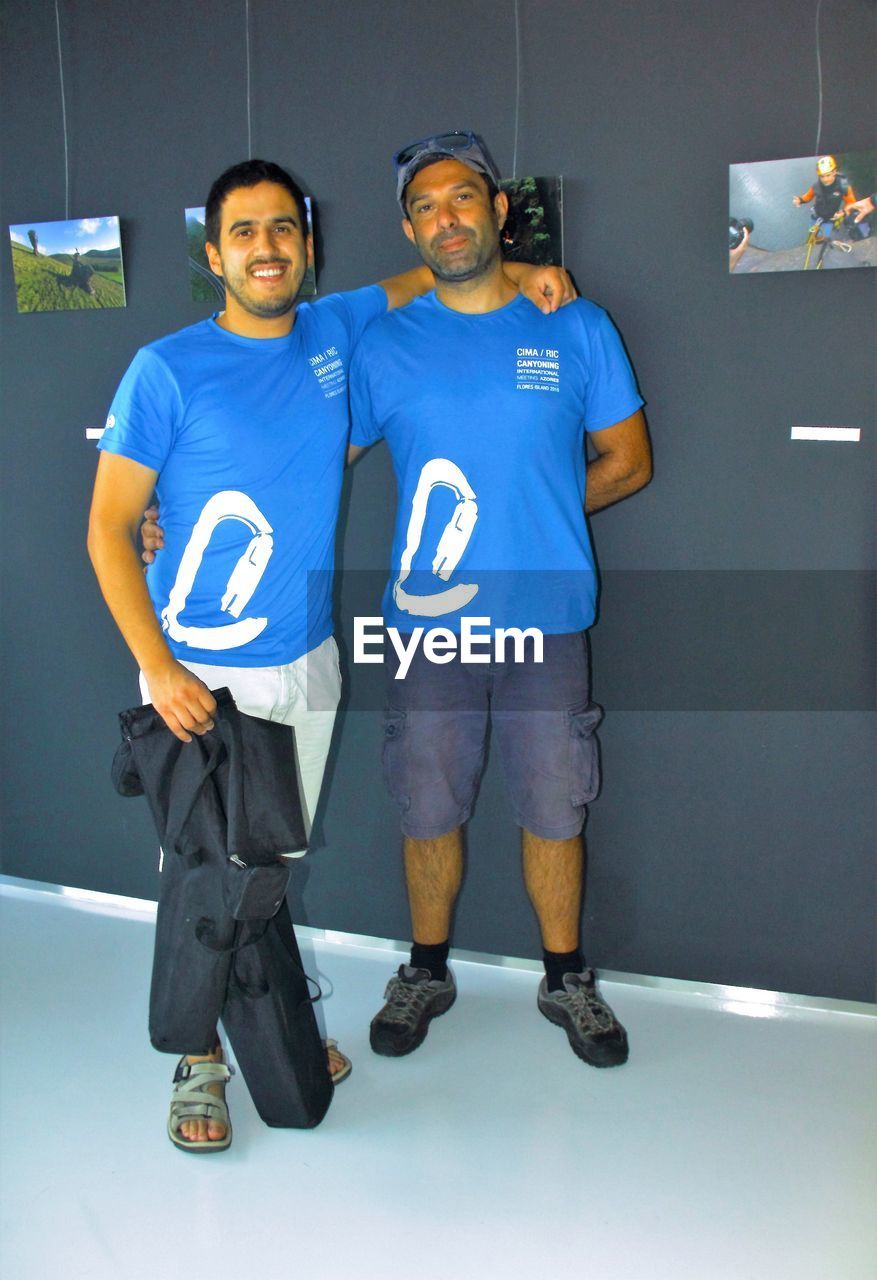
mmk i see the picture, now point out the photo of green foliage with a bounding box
[8,217,126,313]
[185,198,317,304]
[500,177,564,267]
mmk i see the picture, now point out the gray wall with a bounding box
[1,0,873,1000]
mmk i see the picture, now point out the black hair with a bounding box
[402,154,499,217]
[204,159,308,246]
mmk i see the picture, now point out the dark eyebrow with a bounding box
[227,215,299,232]
[410,180,480,204]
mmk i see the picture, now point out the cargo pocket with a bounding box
[568,703,603,806]
[382,707,411,814]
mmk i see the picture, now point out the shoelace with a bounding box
[382,975,433,1023]
[564,983,616,1033]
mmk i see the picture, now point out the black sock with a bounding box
[410,939,450,982]
[543,948,584,992]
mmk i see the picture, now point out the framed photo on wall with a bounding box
[8,216,127,313]
[729,150,876,273]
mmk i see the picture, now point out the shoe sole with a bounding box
[370,986,457,1057]
[167,1119,233,1153]
[538,998,629,1068]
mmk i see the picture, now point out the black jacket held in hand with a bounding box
[112,690,333,1129]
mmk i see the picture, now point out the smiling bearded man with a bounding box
[88,158,440,1152]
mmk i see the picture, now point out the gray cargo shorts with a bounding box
[381,630,602,840]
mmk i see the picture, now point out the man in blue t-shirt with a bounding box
[88,157,574,1152]
[348,132,652,1069]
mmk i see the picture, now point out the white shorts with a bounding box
[140,635,342,857]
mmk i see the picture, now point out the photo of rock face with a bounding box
[8,216,127,312]
[729,151,877,274]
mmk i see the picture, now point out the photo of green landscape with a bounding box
[8,216,126,313]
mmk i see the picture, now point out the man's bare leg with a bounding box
[404,828,464,944]
[521,829,583,952]
[369,829,462,1056]
[525,829,629,1065]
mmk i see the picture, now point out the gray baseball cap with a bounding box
[394,130,502,213]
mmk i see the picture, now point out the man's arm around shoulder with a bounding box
[377,263,577,314]
[87,452,215,741]
[378,265,434,311]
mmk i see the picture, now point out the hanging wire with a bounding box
[245,0,253,158]
[813,0,824,155]
[512,0,521,179]
[54,0,70,218]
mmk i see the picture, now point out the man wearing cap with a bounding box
[349,132,651,1067]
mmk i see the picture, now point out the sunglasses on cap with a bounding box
[393,130,502,212]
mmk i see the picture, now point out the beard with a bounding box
[419,227,501,284]
[220,256,303,318]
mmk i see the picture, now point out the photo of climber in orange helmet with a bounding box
[729,150,876,274]
[792,155,871,251]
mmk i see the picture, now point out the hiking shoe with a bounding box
[537,970,629,1067]
[370,965,457,1057]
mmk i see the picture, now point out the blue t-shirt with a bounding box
[99,286,386,666]
[349,292,643,633]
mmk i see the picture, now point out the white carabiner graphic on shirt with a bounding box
[162,490,274,650]
[393,458,479,617]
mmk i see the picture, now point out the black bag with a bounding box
[221,900,334,1129]
[113,690,333,1127]
[148,826,241,1054]
[223,862,292,921]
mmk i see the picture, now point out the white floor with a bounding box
[0,882,874,1280]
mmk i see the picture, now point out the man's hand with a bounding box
[141,504,165,565]
[847,194,875,224]
[504,262,578,314]
[143,660,217,743]
[729,225,750,272]
[792,196,802,206]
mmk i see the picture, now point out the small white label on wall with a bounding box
[790,426,861,442]
[85,428,104,439]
